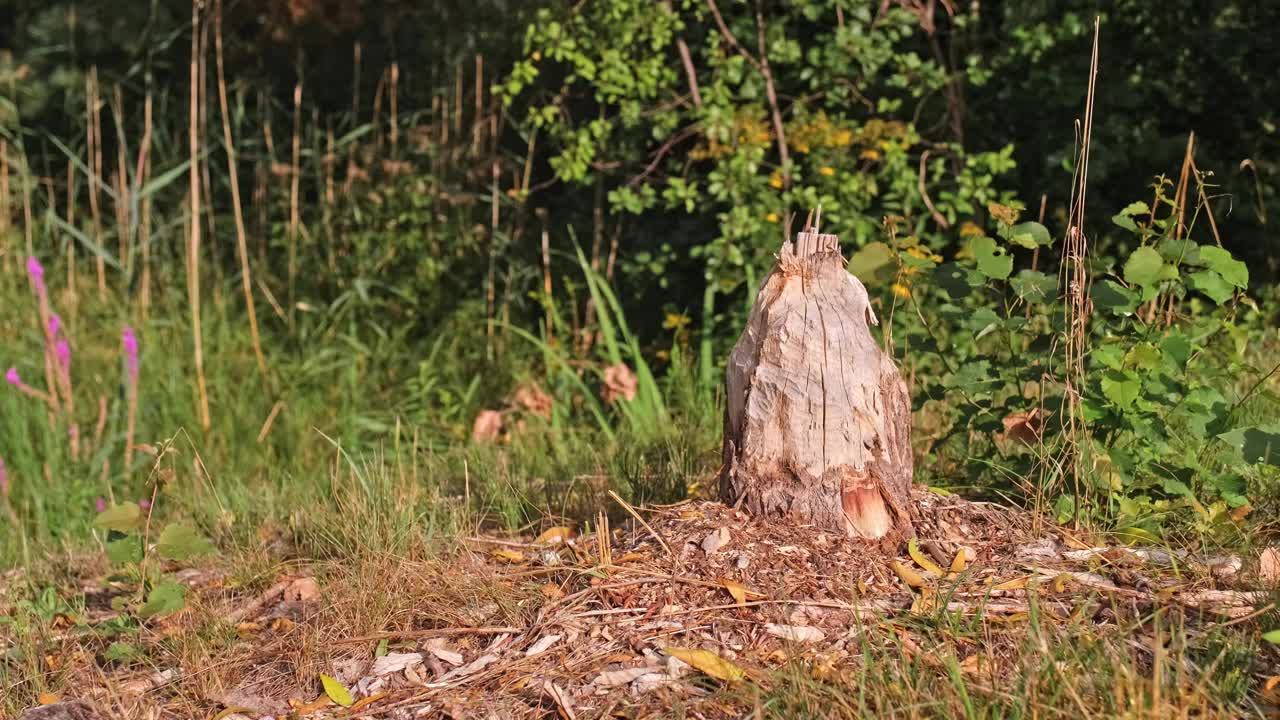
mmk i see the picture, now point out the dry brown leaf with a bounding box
[992,576,1031,592]
[701,527,731,555]
[765,624,825,643]
[601,363,638,404]
[492,548,525,563]
[908,539,944,576]
[37,693,59,705]
[892,560,926,589]
[513,384,553,418]
[615,551,648,563]
[1260,547,1280,583]
[593,666,651,687]
[1001,408,1046,444]
[949,547,969,576]
[1051,573,1074,593]
[663,647,746,683]
[719,578,763,607]
[471,410,504,442]
[288,695,333,716]
[350,693,386,712]
[236,622,262,637]
[541,583,565,600]
[525,634,562,657]
[535,526,576,545]
[284,576,320,602]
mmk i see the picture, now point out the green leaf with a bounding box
[138,581,187,618]
[1010,270,1057,303]
[1124,342,1162,371]
[1263,629,1280,644]
[1092,280,1139,314]
[1008,221,1051,248]
[105,641,140,662]
[155,524,214,562]
[972,236,1012,279]
[1101,370,1141,408]
[1123,246,1164,288]
[1092,345,1125,371]
[847,241,895,281]
[1197,246,1248,288]
[1219,425,1280,466]
[94,503,142,533]
[936,263,979,299]
[1189,270,1233,304]
[321,674,355,707]
[106,536,143,565]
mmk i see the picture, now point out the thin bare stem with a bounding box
[189,0,211,430]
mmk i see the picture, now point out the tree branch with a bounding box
[662,0,703,108]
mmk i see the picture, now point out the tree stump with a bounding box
[720,229,915,542]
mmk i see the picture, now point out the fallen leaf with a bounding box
[371,653,424,677]
[593,666,651,687]
[701,527,731,555]
[1001,408,1046,444]
[719,578,763,607]
[958,654,985,675]
[541,583,565,600]
[284,576,320,602]
[270,617,295,632]
[992,576,1031,592]
[350,693,386,711]
[1260,547,1280,583]
[765,624,826,643]
[427,645,464,667]
[1264,629,1280,644]
[909,539,944,576]
[492,548,525,563]
[949,547,969,575]
[320,674,354,707]
[471,410,504,442]
[535,526,576,545]
[892,560,926,589]
[1263,676,1280,704]
[615,552,647,563]
[663,647,746,683]
[526,634,562,657]
[37,693,59,705]
[542,680,577,720]
[236,621,262,637]
[288,695,333,716]
[1051,573,1074,593]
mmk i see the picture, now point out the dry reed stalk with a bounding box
[138,91,154,318]
[473,54,483,154]
[389,62,399,155]
[1059,17,1101,523]
[371,69,385,157]
[19,149,33,257]
[86,67,105,295]
[0,141,9,272]
[65,159,77,301]
[111,85,131,267]
[189,0,211,430]
[486,160,499,345]
[324,125,336,272]
[539,211,554,345]
[288,83,302,328]
[214,0,267,380]
[454,62,463,137]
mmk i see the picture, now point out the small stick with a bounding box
[256,400,284,443]
[607,490,673,558]
[333,627,522,646]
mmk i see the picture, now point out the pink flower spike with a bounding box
[56,339,71,369]
[48,313,61,338]
[122,327,139,380]
[137,499,152,510]
[95,496,106,513]
[26,256,44,283]
[5,367,20,387]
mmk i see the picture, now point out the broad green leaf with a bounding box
[1123,246,1164,288]
[1263,629,1280,644]
[1197,246,1248,288]
[106,536,143,565]
[138,581,187,618]
[321,674,355,706]
[1161,478,1193,498]
[95,503,142,533]
[1218,425,1280,466]
[156,524,214,561]
[1092,279,1139,314]
[847,241,895,281]
[1101,370,1141,408]
[1092,345,1124,371]
[936,263,979,299]
[1124,342,1162,371]
[1008,221,1051,248]
[1157,237,1199,264]
[1189,270,1233,304]
[972,236,1012,279]
[105,642,140,662]
[1010,269,1057,303]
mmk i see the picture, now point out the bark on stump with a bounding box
[720,229,915,542]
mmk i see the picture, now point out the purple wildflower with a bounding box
[5,367,20,387]
[48,313,61,339]
[122,327,139,381]
[56,339,71,370]
[137,499,152,510]
[95,496,106,513]
[26,256,45,295]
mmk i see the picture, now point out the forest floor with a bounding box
[5,488,1279,719]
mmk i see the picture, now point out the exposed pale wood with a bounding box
[721,229,915,541]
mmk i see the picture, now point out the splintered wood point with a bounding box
[720,227,915,542]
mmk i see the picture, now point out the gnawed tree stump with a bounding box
[720,229,915,542]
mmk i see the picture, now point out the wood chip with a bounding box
[765,624,826,643]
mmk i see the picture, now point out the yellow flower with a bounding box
[818,166,835,177]
[663,312,691,330]
[831,129,853,147]
[860,148,881,161]
[959,221,984,237]
[769,171,783,189]
[905,245,931,260]
[795,141,811,154]
[765,212,780,224]
[930,253,943,263]
[891,282,912,299]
